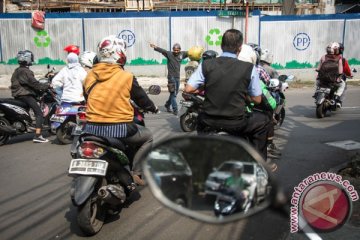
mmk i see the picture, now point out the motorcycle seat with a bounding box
[80,133,126,150]
[0,98,28,108]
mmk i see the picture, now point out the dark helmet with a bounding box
[248,43,262,65]
[202,50,218,61]
[338,42,344,54]
[17,50,34,66]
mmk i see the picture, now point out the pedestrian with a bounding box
[150,42,188,115]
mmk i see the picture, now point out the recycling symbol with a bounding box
[205,28,222,46]
[34,30,51,47]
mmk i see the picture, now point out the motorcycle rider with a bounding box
[238,44,279,169]
[222,163,251,210]
[315,42,346,108]
[79,51,98,72]
[10,50,50,143]
[185,29,272,163]
[51,52,87,104]
[259,48,279,79]
[337,42,352,104]
[150,42,188,115]
[84,35,158,186]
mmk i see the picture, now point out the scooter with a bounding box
[214,188,251,216]
[50,102,86,144]
[0,71,59,145]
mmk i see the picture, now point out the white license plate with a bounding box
[68,159,108,176]
[180,100,193,108]
[50,115,66,123]
[72,124,85,135]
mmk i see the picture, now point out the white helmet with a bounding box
[326,42,340,55]
[97,35,127,66]
[260,49,274,65]
[238,44,257,65]
[269,78,280,89]
[79,51,97,68]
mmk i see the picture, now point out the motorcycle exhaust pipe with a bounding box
[0,124,16,134]
[98,185,126,205]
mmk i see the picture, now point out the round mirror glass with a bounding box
[143,135,275,223]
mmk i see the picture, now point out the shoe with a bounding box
[164,104,172,113]
[33,135,49,143]
[133,175,146,186]
[267,152,280,159]
[269,163,278,172]
[267,143,282,156]
[173,111,178,116]
[336,102,342,109]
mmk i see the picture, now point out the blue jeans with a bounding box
[165,77,180,112]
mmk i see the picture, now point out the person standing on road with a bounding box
[10,50,50,143]
[185,29,274,171]
[150,42,188,115]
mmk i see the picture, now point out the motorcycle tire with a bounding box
[0,117,10,145]
[316,103,326,118]
[77,194,105,236]
[56,118,75,144]
[274,108,286,130]
[180,113,197,132]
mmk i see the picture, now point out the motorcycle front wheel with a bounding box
[77,194,105,236]
[56,118,75,144]
[316,103,326,118]
[0,117,11,145]
[180,112,197,132]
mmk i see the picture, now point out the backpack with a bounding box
[318,56,340,85]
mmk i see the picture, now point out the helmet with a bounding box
[338,42,344,54]
[64,44,80,55]
[269,78,280,89]
[233,163,244,173]
[188,46,204,61]
[79,51,97,68]
[326,42,340,55]
[247,43,261,65]
[97,35,127,66]
[202,50,218,61]
[260,49,273,65]
[17,50,34,66]
[172,43,181,50]
[238,44,257,65]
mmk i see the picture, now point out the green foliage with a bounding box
[285,61,313,69]
[37,58,65,65]
[7,58,18,64]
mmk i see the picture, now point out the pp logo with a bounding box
[117,30,136,48]
[293,33,310,51]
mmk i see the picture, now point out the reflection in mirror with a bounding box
[143,135,274,223]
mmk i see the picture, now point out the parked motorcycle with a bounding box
[0,69,59,145]
[50,102,86,144]
[268,74,293,129]
[179,92,204,132]
[68,85,161,235]
[141,135,323,239]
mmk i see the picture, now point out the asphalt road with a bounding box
[0,86,360,240]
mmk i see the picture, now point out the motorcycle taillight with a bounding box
[79,142,106,158]
[77,112,86,121]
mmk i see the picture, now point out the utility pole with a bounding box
[282,0,296,15]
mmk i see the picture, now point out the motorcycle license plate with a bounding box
[180,100,193,108]
[71,124,85,135]
[68,159,108,176]
[50,115,66,123]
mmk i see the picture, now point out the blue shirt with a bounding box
[187,52,262,96]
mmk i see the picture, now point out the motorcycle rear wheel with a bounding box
[180,113,197,132]
[316,103,326,118]
[77,194,105,236]
[274,108,285,130]
[0,117,10,145]
[56,118,75,144]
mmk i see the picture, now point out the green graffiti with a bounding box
[38,57,65,65]
[349,58,360,65]
[130,58,161,65]
[272,61,315,69]
[205,28,222,46]
[34,30,51,48]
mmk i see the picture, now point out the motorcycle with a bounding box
[50,102,86,144]
[0,68,59,145]
[268,74,292,129]
[179,92,204,132]
[68,85,161,235]
[314,85,338,119]
[141,135,323,239]
[214,187,251,216]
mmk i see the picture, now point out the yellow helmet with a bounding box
[188,46,204,61]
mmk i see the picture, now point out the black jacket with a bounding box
[10,66,48,98]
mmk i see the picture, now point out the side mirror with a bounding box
[147,85,161,95]
[278,75,294,82]
[142,135,281,224]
